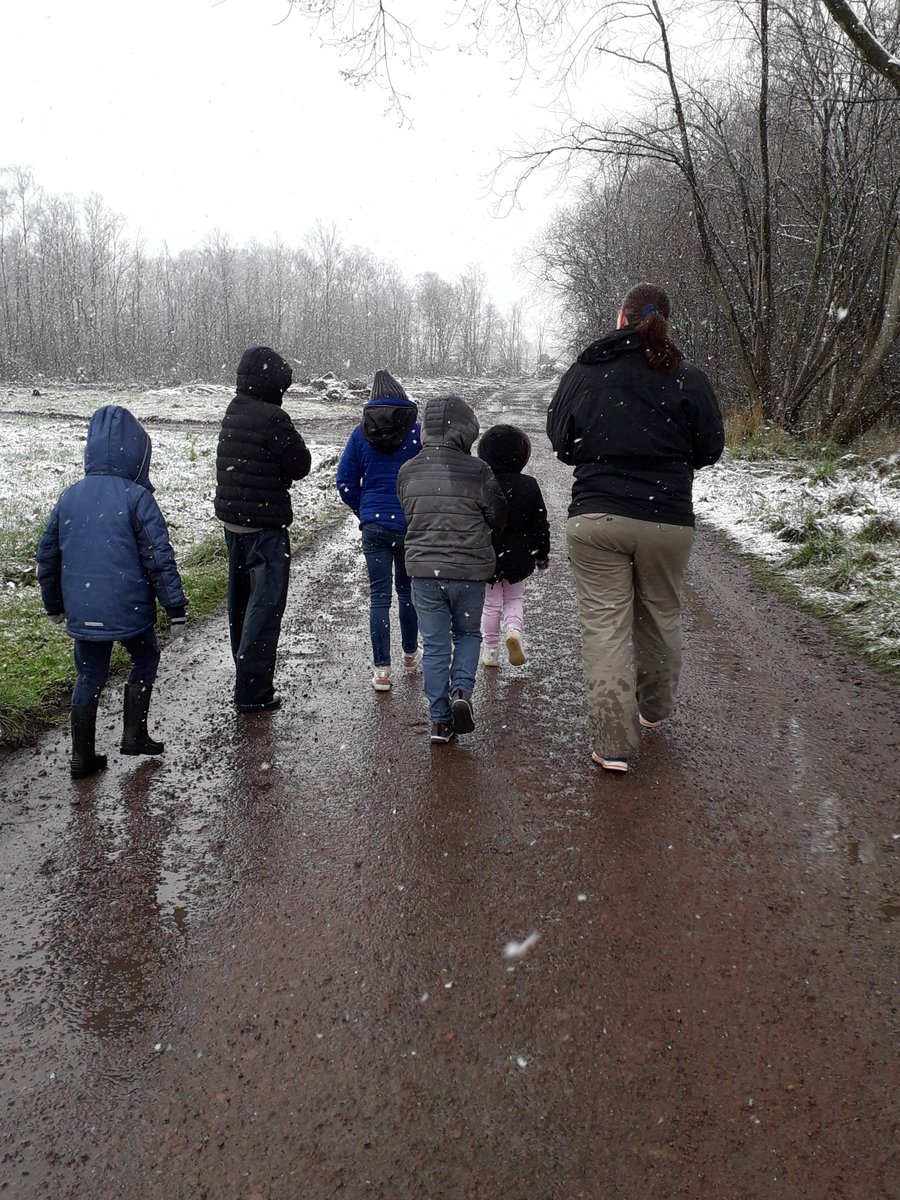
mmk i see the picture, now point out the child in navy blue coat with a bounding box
[37,405,187,779]
[476,424,550,667]
[336,370,421,691]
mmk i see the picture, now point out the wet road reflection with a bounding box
[48,761,175,1041]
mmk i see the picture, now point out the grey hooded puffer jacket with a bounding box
[397,394,507,581]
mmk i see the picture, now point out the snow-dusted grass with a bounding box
[0,383,347,745]
[695,447,900,675]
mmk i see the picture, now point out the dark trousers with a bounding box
[360,522,418,667]
[225,527,291,710]
[72,630,161,706]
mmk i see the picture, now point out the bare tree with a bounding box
[458,264,488,376]
[819,0,900,91]
[282,0,900,441]
[0,167,566,384]
[414,271,460,373]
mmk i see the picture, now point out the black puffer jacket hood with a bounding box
[235,345,293,405]
[422,394,479,453]
[577,326,640,366]
[477,424,531,475]
[361,398,418,454]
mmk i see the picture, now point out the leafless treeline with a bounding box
[524,0,900,442]
[0,168,529,385]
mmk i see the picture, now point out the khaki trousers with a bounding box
[566,513,695,760]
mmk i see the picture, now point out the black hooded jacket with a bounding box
[362,370,416,452]
[361,400,418,454]
[477,425,550,584]
[546,327,724,526]
[214,346,312,529]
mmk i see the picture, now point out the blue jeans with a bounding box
[72,630,161,706]
[410,578,485,722]
[225,527,291,710]
[361,523,418,667]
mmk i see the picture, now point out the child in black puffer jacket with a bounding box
[476,424,550,667]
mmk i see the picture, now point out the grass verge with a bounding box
[0,502,345,750]
[718,418,900,684]
[730,543,900,686]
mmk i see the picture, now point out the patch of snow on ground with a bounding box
[696,450,900,664]
[0,382,358,426]
[696,451,900,557]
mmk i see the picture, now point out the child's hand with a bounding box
[536,559,550,571]
[170,616,187,640]
[47,612,65,625]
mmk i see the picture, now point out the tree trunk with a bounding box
[828,237,900,443]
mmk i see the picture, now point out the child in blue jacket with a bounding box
[336,370,421,691]
[37,405,187,779]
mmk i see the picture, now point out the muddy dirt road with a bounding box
[1,382,898,1199]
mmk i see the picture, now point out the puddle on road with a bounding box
[845,838,881,866]
[878,890,900,922]
[157,866,192,932]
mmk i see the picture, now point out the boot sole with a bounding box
[71,757,108,779]
[591,752,629,773]
[505,634,526,666]
[120,745,164,756]
[451,699,475,735]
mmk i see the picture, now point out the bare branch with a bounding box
[819,0,900,93]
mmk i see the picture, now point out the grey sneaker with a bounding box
[450,689,475,735]
[430,720,455,744]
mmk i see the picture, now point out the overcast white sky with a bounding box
[0,0,619,320]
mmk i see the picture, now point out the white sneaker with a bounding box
[482,646,500,668]
[372,667,392,691]
[402,648,422,672]
[505,630,526,666]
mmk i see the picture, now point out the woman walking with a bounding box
[337,370,422,690]
[547,282,724,773]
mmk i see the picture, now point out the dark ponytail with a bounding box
[621,283,682,373]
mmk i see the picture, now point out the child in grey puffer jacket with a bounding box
[397,394,507,743]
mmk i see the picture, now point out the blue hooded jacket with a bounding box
[37,405,187,641]
[336,397,421,529]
